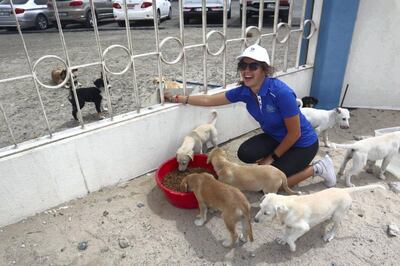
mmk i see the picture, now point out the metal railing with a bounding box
[0,0,317,151]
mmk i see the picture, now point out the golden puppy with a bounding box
[152,76,183,90]
[207,147,300,195]
[180,172,254,248]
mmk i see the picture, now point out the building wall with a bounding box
[341,0,400,110]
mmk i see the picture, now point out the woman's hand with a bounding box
[257,155,274,165]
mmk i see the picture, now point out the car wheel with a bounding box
[167,7,172,20]
[280,11,289,23]
[117,21,126,27]
[85,10,95,28]
[35,14,48,30]
[156,10,161,25]
[184,16,190,24]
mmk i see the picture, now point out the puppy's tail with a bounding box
[209,110,217,126]
[343,184,386,193]
[330,142,356,150]
[280,172,301,195]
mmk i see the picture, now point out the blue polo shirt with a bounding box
[225,77,317,147]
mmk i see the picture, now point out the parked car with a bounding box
[112,0,171,27]
[0,0,50,30]
[183,0,231,24]
[47,0,114,28]
[240,0,290,22]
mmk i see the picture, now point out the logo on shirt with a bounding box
[265,104,276,113]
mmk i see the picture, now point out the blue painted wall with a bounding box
[309,0,360,109]
[299,0,314,65]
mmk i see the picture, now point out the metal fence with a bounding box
[0,0,316,151]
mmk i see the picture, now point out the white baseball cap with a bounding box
[236,44,271,65]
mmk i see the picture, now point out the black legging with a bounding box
[237,133,319,178]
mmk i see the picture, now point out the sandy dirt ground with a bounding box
[1,108,400,266]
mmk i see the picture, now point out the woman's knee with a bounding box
[237,144,257,163]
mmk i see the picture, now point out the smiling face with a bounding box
[238,57,267,93]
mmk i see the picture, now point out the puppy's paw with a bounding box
[222,239,233,248]
[323,232,336,242]
[346,183,355,187]
[239,233,247,243]
[275,237,286,245]
[378,173,387,180]
[194,218,205,226]
[288,242,297,252]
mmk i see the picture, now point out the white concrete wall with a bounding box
[342,0,400,110]
[0,69,313,227]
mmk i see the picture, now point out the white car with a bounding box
[112,0,171,27]
[183,0,231,24]
[0,0,50,30]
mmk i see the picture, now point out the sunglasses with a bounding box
[238,61,262,71]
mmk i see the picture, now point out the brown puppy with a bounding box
[207,147,300,195]
[51,68,79,89]
[180,172,254,248]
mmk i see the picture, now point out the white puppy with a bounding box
[332,131,400,187]
[254,184,385,252]
[301,107,350,147]
[176,111,218,171]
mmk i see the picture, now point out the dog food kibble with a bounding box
[162,168,215,192]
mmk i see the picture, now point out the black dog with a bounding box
[68,77,109,120]
[301,96,319,108]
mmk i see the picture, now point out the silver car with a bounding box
[0,0,50,30]
[47,0,114,28]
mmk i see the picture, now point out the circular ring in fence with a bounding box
[32,55,70,89]
[244,26,261,47]
[159,37,184,65]
[102,44,132,75]
[206,30,226,56]
[303,19,317,40]
[276,22,291,44]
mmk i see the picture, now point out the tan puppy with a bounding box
[153,76,183,90]
[207,147,300,195]
[180,172,254,248]
[254,184,385,252]
[176,111,218,171]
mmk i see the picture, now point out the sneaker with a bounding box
[313,154,337,187]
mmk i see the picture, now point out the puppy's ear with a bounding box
[260,194,268,203]
[180,177,188,192]
[275,204,288,214]
[188,152,194,161]
[60,69,67,80]
[335,107,341,114]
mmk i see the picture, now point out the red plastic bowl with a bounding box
[155,154,215,209]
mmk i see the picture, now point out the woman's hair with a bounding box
[236,61,275,85]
